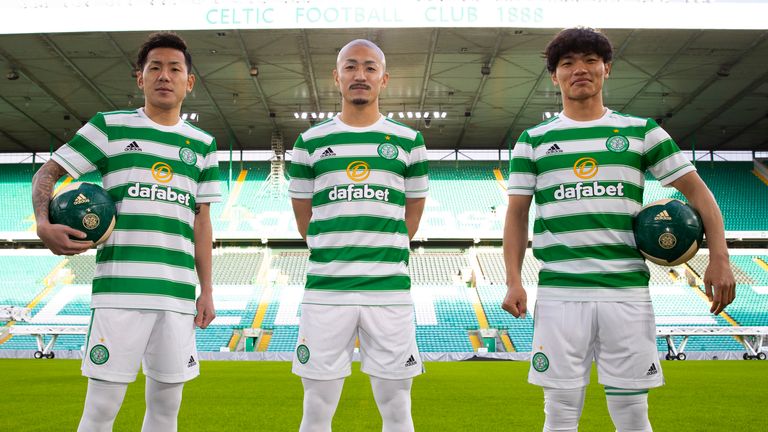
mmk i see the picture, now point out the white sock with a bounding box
[605,388,652,432]
[299,378,345,432]
[542,387,586,432]
[77,379,128,432]
[141,377,184,432]
[370,376,414,432]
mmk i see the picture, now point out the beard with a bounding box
[351,98,369,105]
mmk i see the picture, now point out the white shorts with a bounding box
[292,304,423,380]
[82,308,199,384]
[528,300,664,390]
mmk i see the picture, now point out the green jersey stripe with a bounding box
[534,213,634,234]
[535,243,642,263]
[307,215,407,235]
[305,275,411,291]
[92,277,195,300]
[111,214,194,240]
[98,245,195,269]
[538,269,650,288]
[309,246,409,264]
[523,126,647,148]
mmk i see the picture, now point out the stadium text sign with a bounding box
[3,0,768,34]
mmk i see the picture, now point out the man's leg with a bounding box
[80,309,154,432]
[542,387,586,432]
[77,379,128,432]
[596,302,662,432]
[604,387,652,432]
[141,311,199,432]
[528,301,596,432]
[370,376,414,432]
[141,377,184,432]
[293,304,359,431]
[299,378,345,432]
[359,305,421,432]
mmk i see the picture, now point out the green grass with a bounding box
[0,359,765,431]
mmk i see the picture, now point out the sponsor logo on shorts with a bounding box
[606,134,630,153]
[532,352,549,372]
[404,354,418,367]
[188,355,197,368]
[179,147,198,166]
[296,344,310,364]
[646,363,658,376]
[377,142,399,160]
[90,344,109,365]
[659,233,677,249]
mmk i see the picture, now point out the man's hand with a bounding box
[703,257,736,315]
[194,292,216,329]
[36,222,93,255]
[502,283,528,319]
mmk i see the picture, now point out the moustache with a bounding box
[349,85,370,90]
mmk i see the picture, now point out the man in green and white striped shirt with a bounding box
[289,39,427,432]
[32,32,219,432]
[502,28,735,432]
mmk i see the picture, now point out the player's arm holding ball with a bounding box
[669,172,736,314]
[32,160,93,255]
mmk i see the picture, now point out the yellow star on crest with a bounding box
[185,140,191,145]
[613,129,619,133]
[385,135,390,141]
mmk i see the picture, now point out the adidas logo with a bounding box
[646,363,658,376]
[404,354,417,367]
[124,141,142,152]
[187,355,197,368]
[73,194,90,205]
[654,210,672,221]
[545,144,563,155]
[320,147,336,158]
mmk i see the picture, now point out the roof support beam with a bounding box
[455,31,504,150]
[191,64,242,150]
[0,94,65,145]
[620,30,702,113]
[666,31,768,121]
[415,29,439,130]
[235,30,278,130]
[41,34,118,111]
[0,48,84,123]
[713,112,768,150]
[0,127,35,152]
[299,30,321,113]
[678,69,768,145]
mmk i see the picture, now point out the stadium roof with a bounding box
[0,2,767,153]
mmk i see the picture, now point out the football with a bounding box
[49,182,116,245]
[633,198,704,266]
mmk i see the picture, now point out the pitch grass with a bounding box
[0,359,765,431]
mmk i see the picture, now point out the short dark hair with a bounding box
[136,32,192,72]
[544,27,613,73]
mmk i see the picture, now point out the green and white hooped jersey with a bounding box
[507,109,695,301]
[288,115,429,306]
[52,108,221,314]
